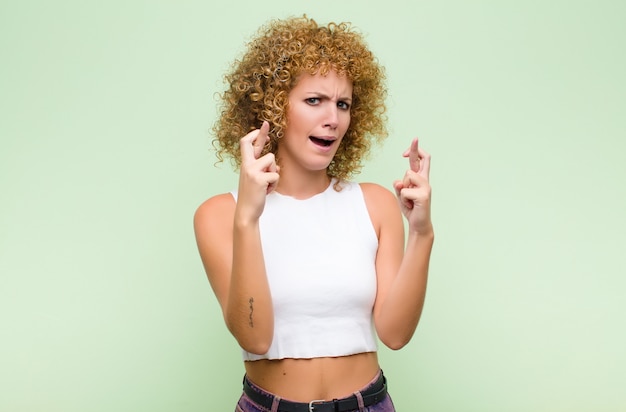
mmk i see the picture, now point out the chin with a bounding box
[302,160,334,172]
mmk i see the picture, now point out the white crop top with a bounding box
[231,180,379,360]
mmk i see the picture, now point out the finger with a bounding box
[240,122,270,163]
[403,170,428,189]
[399,188,415,210]
[393,180,403,198]
[266,155,278,174]
[266,172,280,194]
[402,170,420,188]
[261,152,279,193]
[402,138,420,172]
[240,128,261,163]
[393,180,413,210]
[253,121,270,159]
[256,152,277,171]
[418,147,431,180]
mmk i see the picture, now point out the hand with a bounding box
[393,138,432,235]
[235,121,280,222]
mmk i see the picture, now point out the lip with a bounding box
[312,135,337,141]
[309,135,337,152]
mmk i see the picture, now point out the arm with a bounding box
[363,138,433,350]
[193,122,279,354]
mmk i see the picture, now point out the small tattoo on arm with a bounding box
[248,297,254,328]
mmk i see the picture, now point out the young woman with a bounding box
[194,15,433,412]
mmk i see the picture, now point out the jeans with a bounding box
[235,370,396,412]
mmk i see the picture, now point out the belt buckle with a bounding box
[308,399,325,412]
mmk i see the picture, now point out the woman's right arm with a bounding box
[193,122,279,355]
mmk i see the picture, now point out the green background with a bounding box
[1,1,625,411]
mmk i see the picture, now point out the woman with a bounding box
[194,15,433,411]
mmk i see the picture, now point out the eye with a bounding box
[305,97,320,105]
[337,101,351,110]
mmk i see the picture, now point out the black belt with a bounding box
[242,372,388,412]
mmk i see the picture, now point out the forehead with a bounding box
[290,70,353,96]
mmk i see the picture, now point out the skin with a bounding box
[274,70,352,197]
[193,70,433,401]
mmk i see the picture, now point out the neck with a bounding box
[275,168,332,200]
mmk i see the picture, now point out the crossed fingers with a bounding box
[239,121,279,194]
[402,137,430,179]
[240,121,270,163]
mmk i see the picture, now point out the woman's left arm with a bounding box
[362,138,433,350]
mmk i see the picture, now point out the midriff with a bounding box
[244,352,380,402]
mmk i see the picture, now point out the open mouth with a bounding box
[309,136,334,147]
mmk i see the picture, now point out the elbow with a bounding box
[377,322,416,350]
[225,318,273,355]
[380,335,411,351]
[237,335,272,355]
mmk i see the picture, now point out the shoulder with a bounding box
[193,193,236,233]
[359,182,397,207]
[194,193,235,217]
[358,182,402,230]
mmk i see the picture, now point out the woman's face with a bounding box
[278,70,353,172]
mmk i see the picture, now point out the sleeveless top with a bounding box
[231,180,379,360]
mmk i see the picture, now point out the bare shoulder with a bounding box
[359,182,398,210]
[359,183,402,231]
[193,193,236,246]
[194,193,235,227]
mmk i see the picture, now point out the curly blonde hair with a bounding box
[212,15,387,180]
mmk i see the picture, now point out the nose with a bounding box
[324,105,338,129]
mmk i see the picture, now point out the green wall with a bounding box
[1,1,625,411]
